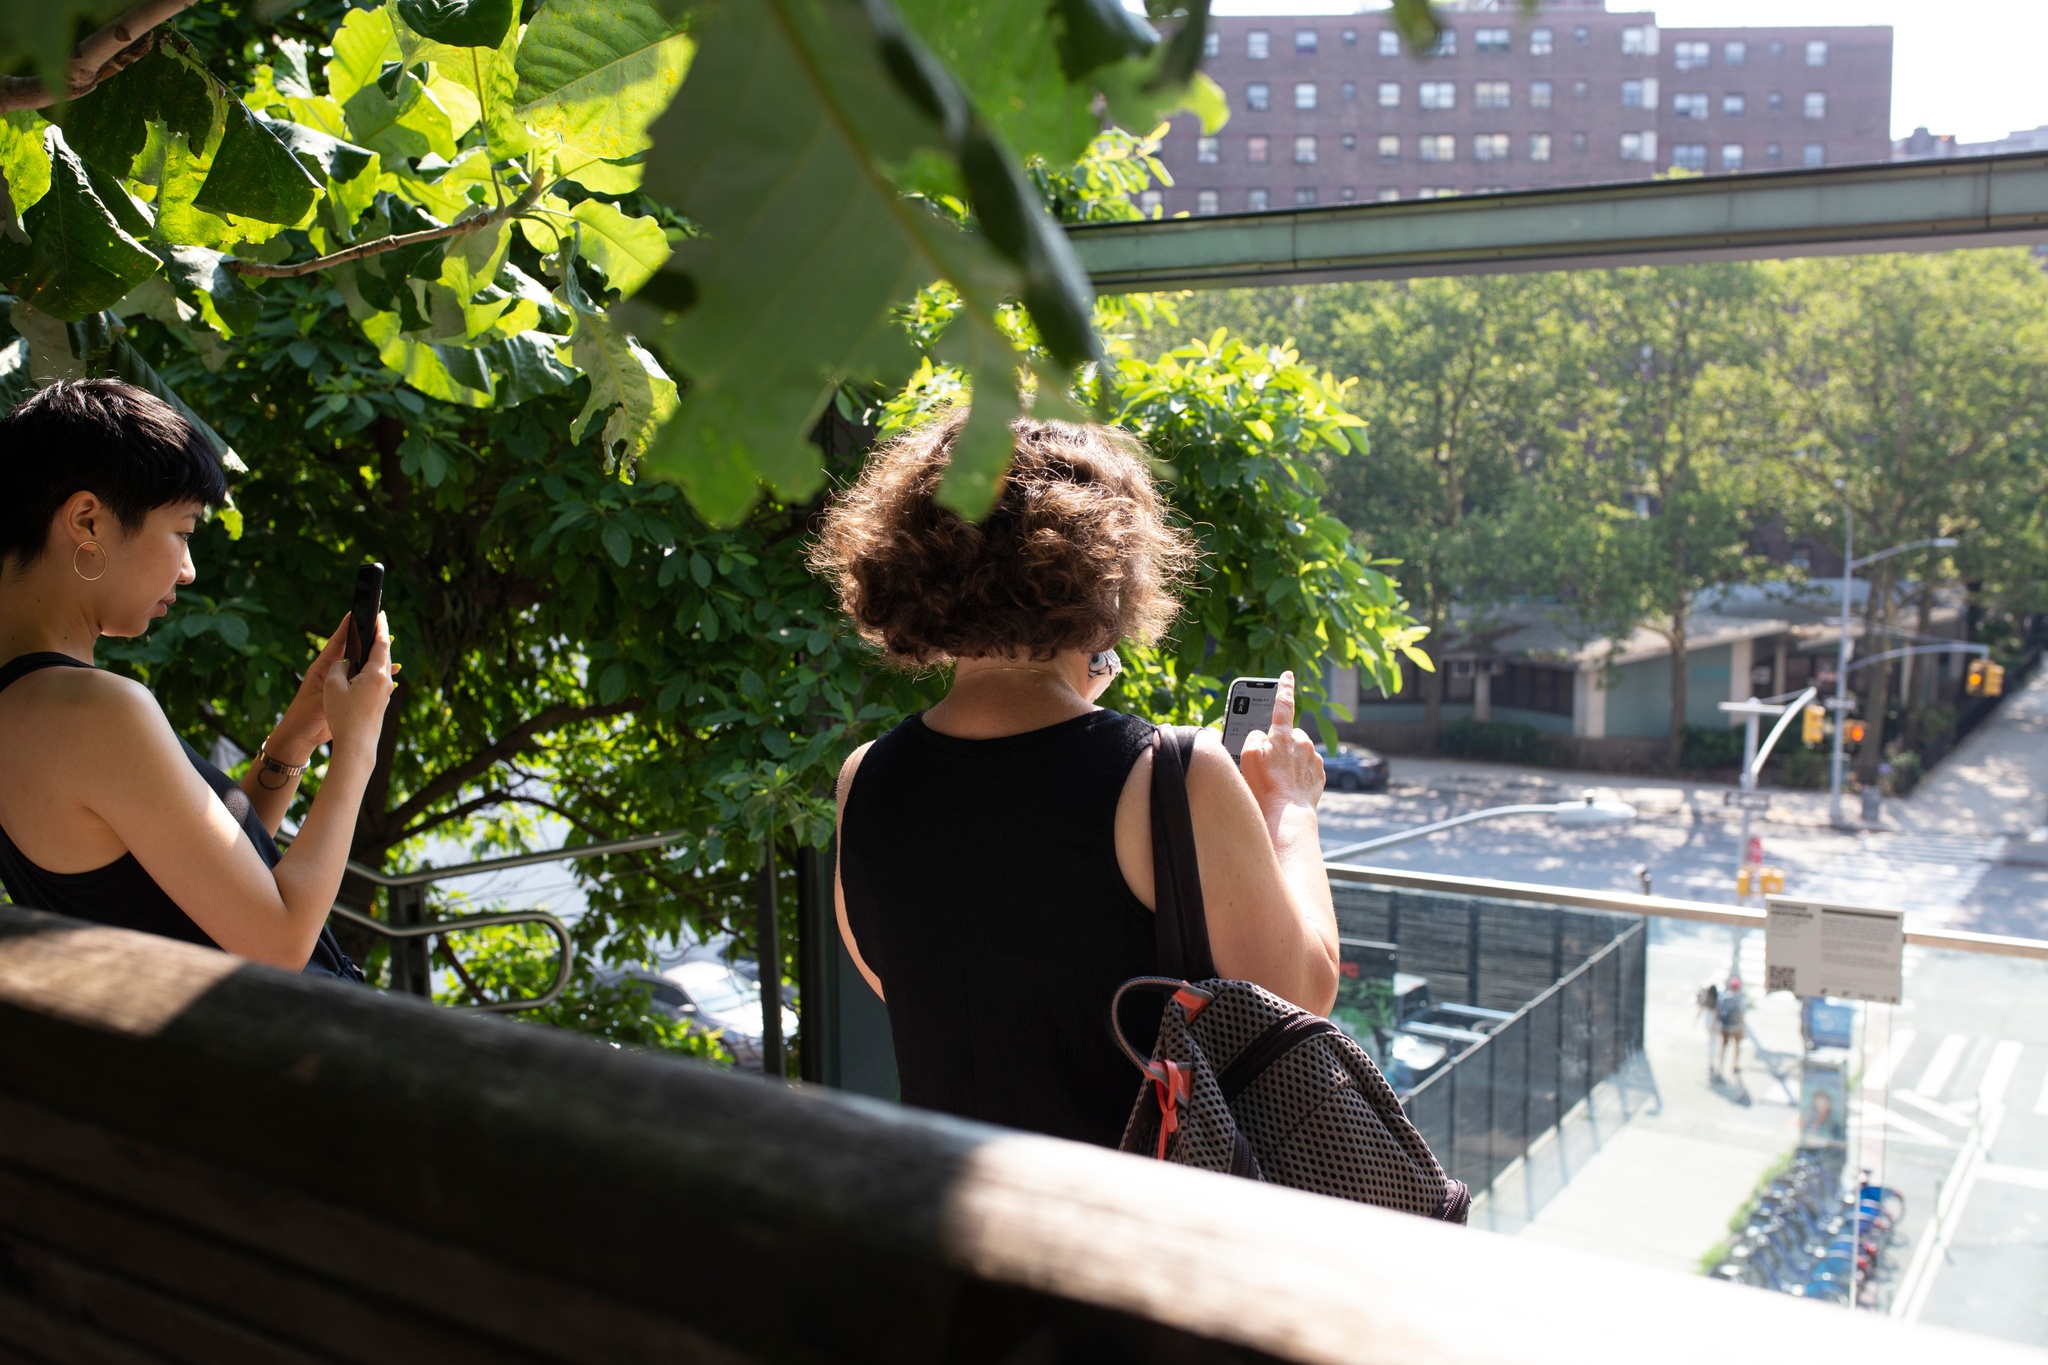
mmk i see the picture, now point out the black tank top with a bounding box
[839,708,1160,1147]
[0,653,361,981]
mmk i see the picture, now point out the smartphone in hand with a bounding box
[345,563,384,677]
[1221,676,1280,760]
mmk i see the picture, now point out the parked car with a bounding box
[1317,742,1389,792]
[623,945,795,1070]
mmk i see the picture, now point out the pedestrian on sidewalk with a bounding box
[1715,975,1749,1080]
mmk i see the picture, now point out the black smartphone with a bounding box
[1220,676,1280,759]
[345,562,384,677]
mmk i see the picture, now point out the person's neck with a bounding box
[922,652,1096,740]
[0,563,100,666]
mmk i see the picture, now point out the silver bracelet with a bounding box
[256,744,310,790]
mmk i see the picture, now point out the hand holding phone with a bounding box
[345,563,384,677]
[1221,676,1281,759]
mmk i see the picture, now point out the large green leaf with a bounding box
[155,244,262,336]
[567,199,669,296]
[53,40,215,180]
[639,0,1093,523]
[514,0,692,175]
[192,98,322,226]
[480,330,577,405]
[570,307,678,463]
[0,112,53,240]
[396,0,515,49]
[0,131,160,320]
[262,117,375,185]
[394,12,534,160]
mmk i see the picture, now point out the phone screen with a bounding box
[1221,677,1280,759]
[346,562,384,677]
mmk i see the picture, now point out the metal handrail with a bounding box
[1324,861,2048,962]
[327,903,576,1014]
[341,828,690,888]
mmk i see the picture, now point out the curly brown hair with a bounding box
[808,409,1198,667]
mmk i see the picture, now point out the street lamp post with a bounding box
[1826,522,1959,827]
[1322,795,1637,863]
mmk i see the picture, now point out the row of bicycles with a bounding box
[1712,1152,1907,1305]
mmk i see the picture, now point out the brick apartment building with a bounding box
[1146,1,1893,214]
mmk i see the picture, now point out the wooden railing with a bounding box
[0,904,2040,1365]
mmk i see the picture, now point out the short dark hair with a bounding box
[0,379,228,567]
[808,410,1198,667]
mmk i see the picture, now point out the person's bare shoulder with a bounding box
[836,741,876,806]
[6,664,164,737]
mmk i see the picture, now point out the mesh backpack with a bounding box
[1113,726,1470,1224]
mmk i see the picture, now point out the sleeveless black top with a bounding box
[0,654,361,981]
[839,709,1160,1147]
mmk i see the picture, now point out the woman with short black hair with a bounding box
[0,379,394,978]
[811,411,1340,1147]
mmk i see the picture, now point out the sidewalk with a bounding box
[1891,664,2048,842]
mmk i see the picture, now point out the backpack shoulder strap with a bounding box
[1150,725,1216,982]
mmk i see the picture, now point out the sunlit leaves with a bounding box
[191,99,322,225]
[514,0,691,188]
[563,198,669,297]
[0,130,159,317]
[396,0,516,49]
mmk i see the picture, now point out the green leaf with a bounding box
[262,116,375,184]
[395,13,533,160]
[568,199,669,297]
[192,98,322,226]
[600,520,632,566]
[0,130,160,320]
[155,244,262,336]
[514,0,692,165]
[53,40,214,179]
[1050,0,1157,80]
[361,309,495,405]
[0,112,52,238]
[78,156,149,238]
[569,307,677,463]
[397,0,516,50]
[328,6,400,106]
[478,330,577,405]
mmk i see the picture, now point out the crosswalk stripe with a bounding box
[1892,1088,1974,1130]
[1870,1025,1917,1093]
[1915,1032,1969,1100]
[1981,1040,2024,1109]
[1979,1162,2048,1192]
[2036,1064,2048,1118]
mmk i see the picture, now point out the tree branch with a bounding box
[226,176,547,278]
[0,0,194,112]
[379,699,641,835]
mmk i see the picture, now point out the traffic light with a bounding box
[1985,662,2006,697]
[1802,705,1825,746]
[1967,660,1987,696]
[1844,720,1867,746]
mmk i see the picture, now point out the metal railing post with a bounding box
[796,840,839,1087]
[757,833,783,1079]
[388,882,431,997]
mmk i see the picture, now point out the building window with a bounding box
[1475,81,1510,110]
[1770,40,1784,58]
[1339,185,1356,200]
[1377,187,1401,201]
[1296,29,1317,54]
[1768,91,1783,110]
[1531,27,1554,56]
[1724,40,1746,66]
[1574,26,1589,44]
[1377,134,1401,161]
[1294,186,1317,206]
[1766,142,1782,165]
[1247,30,1269,59]
[1138,189,1163,215]
[1476,28,1509,54]
[1622,78,1658,109]
[1203,30,1219,59]
[1572,78,1589,100]
[1196,136,1219,164]
[1247,135,1269,163]
[1418,187,1457,199]
[1342,80,1356,101]
[1498,664,1574,716]
[1721,144,1744,171]
[1419,133,1456,163]
[1803,142,1826,167]
[1246,82,1270,112]
[1342,28,1356,46]
[1378,30,1400,57]
[1620,131,1657,162]
[1378,81,1401,108]
[1248,188,1269,211]
[1723,92,1746,117]
[1294,134,1317,164]
[1806,39,1828,66]
[1804,91,1826,119]
[1295,82,1318,110]
[1341,133,1356,150]
[1530,80,1554,109]
[1672,143,1707,171]
[1621,26,1656,57]
[1419,81,1457,110]
[1473,132,1509,162]
[1428,29,1456,57]
[1673,92,1708,120]
[1529,132,1553,162]
[1571,130,1588,152]
[1196,189,1220,214]
[1674,40,1709,70]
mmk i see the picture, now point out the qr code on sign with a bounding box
[1767,965,1798,993]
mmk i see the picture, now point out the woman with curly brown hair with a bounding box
[811,411,1339,1148]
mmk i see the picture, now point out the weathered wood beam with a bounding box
[1070,154,2048,292]
[0,906,2037,1365]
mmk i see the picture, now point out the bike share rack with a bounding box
[339,829,688,1013]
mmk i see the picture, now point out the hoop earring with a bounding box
[73,540,108,582]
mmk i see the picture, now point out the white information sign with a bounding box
[1763,896,1905,1004]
